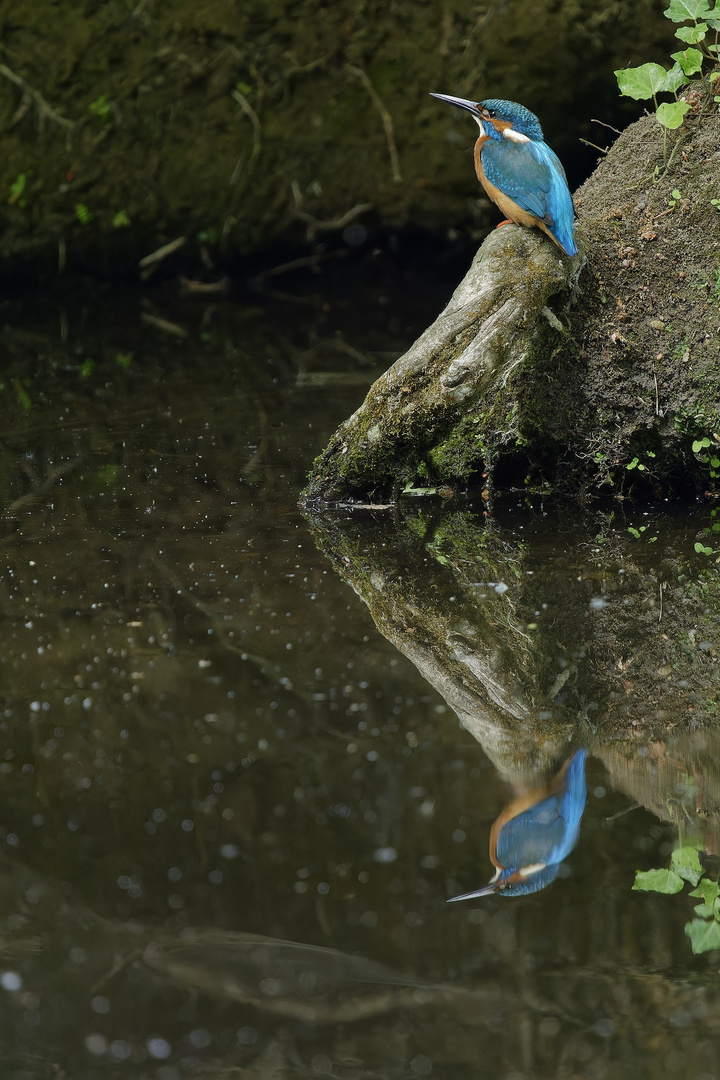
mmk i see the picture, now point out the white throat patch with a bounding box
[502,127,531,143]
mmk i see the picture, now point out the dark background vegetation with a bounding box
[0,0,677,276]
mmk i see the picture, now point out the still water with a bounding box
[2,258,720,1079]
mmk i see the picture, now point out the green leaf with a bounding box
[693,437,711,451]
[690,879,720,903]
[675,21,708,40]
[633,868,684,894]
[657,100,691,129]
[615,63,668,100]
[671,47,705,75]
[661,63,690,93]
[685,917,720,954]
[664,0,712,21]
[13,379,31,411]
[671,846,704,886]
[695,542,713,555]
[694,903,714,918]
[75,203,93,225]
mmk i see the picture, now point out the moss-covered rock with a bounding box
[302,80,720,503]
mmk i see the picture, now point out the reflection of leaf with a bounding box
[633,868,684,893]
[685,917,720,954]
[671,845,703,886]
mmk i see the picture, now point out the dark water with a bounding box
[2,260,720,1080]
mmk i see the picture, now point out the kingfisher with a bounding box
[431,93,578,257]
[448,748,587,900]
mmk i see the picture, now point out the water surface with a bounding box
[1,264,720,1080]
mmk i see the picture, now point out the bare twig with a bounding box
[591,118,623,135]
[138,236,187,270]
[345,64,402,183]
[140,312,188,339]
[230,88,262,185]
[257,248,350,280]
[579,138,608,155]
[290,181,373,240]
[0,62,74,135]
[654,369,659,415]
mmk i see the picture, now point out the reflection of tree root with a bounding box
[6,458,81,516]
[0,62,75,139]
[345,64,402,183]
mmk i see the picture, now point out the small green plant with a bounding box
[626,452,657,471]
[694,540,713,554]
[691,266,720,303]
[615,1,720,157]
[8,173,27,207]
[692,434,720,479]
[711,198,720,210]
[79,358,94,379]
[112,209,131,228]
[88,94,112,122]
[668,187,683,207]
[115,351,133,370]
[12,378,31,411]
[627,523,659,542]
[633,845,720,954]
[75,203,93,225]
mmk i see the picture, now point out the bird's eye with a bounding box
[484,108,496,118]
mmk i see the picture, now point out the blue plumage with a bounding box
[447,748,587,901]
[430,93,578,257]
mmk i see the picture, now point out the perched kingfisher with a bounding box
[431,93,578,257]
[448,748,587,900]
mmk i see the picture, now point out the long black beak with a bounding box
[430,92,483,119]
[447,881,499,902]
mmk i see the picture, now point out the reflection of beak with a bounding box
[447,881,499,902]
[429,92,484,121]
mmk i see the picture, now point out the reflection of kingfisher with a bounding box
[430,93,578,257]
[448,748,587,900]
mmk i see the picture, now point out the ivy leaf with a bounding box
[685,917,720,955]
[674,22,708,40]
[615,63,668,100]
[671,47,705,75]
[694,903,714,918]
[661,62,689,93]
[690,879,720,903]
[656,100,691,128]
[671,846,704,886]
[633,868,684,894]
[664,0,712,21]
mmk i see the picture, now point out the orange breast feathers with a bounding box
[473,137,542,231]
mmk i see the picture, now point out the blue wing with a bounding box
[482,138,577,256]
[495,748,587,869]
